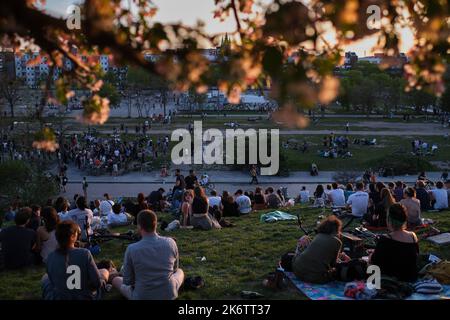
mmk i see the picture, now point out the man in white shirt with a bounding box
[99,193,115,216]
[329,183,346,207]
[107,203,129,226]
[66,196,94,241]
[430,181,449,210]
[234,189,252,215]
[298,186,310,204]
[346,182,369,218]
[208,190,222,209]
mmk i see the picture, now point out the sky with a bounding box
[43,0,415,57]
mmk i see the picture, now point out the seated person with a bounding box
[99,193,114,217]
[298,186,310,204]
[429,181,449,210]
[253,187,267,210]
[313,185,327,207]
[112,210,184,300]
[107,203,130,227]
[0,208,37,269]
[208,190,222,210]
[292,216,347,284]
[26,205,41,231]
[369,204,419,282]
[222,195,240,217]
[148,188,166,211]
[346,182,369,218]
[415,180,431,211]
[235,190,252,215]
[42,221,109,300]
[265,187,282,209]
[66,196,93,241]
[36,207,60,264]
[399,187,422,227]
[328,183,346,207]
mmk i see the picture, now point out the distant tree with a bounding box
[98,82,120,107]
[0,77,21,117]
[441,70,450,113]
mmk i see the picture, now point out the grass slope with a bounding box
[1,205,449,300]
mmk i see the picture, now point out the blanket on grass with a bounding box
[284,272,450,300]
[260,211,297,223]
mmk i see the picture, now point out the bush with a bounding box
[0,160,59,210]
[367,153,434,175]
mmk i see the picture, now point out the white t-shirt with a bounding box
[431,189,449,209]
[99,199,114,216]
[107,212,128,225]
[347,191,369,217]
[329,188,346,207]
[66,208,94,240]
[235,195,252,214]
[299,190,310,203]
[208,196,222,208]
[58,211,70,221]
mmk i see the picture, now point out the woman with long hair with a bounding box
[313,184,327,207]
[370,204,419,282]
[190,186,221,230]
[181,190,194,226]
[369,188,395,227]
[36,207,60,264]
[42,220,109,300]
[253,187,267,210]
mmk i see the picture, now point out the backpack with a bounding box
[334,259,368,282]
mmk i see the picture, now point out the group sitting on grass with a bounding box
[0,168,449,299]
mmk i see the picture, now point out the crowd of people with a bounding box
[1,166,450,300]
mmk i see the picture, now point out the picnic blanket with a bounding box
[284,272,450,300]
[260,211,297,223]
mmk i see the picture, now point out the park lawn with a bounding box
[281,135,450,171]
[0,205,449,300]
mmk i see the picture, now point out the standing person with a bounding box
[0,208,37,269]
[82,177,88,200]
[61,175,68,193]
[441,170,449,181]
[249,165,258,184]
[345,122,349,132]
[112,210,184,300]
[180,190,193,226]
[184,170,198,190]
[42,221,109,300]
[26,205,42,231]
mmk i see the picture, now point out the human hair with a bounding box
[316,216,342,235]
[266,187,274,194]
[158,188,165,193]
[388,182,395,189]
[301,186,306,190]
[376,182,386,192]
[387,203,407,231]
[42,207,60,232]
[54,196,67,212]
[210,190,217,196]
[189,169,194,174]
[332,182,338,189]
[326,184,332,190]
[137,192,145,203]
[436,181,444,189]
[416,180,425,188]
[235,189,243,195]
[395,181,403,187]
[137,210,157,233]
[15,207,32,226]
[76,196,88,210]
[56,221,80,254]
[314,184,324,198]
[222,190,230,200]
[31,204,41,213]
[380,188,396,209]
[369,183,376,193]
[227,195,235,204]
[194,186,208,202]
[255,187,262,194]
[112,203,122,214]
[183,190,193,202]
[346,183,354,191]
[355,182,364,191]
[404,187,415,198]
[103,193,110,199]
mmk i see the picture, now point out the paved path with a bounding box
[62,167,445,200]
